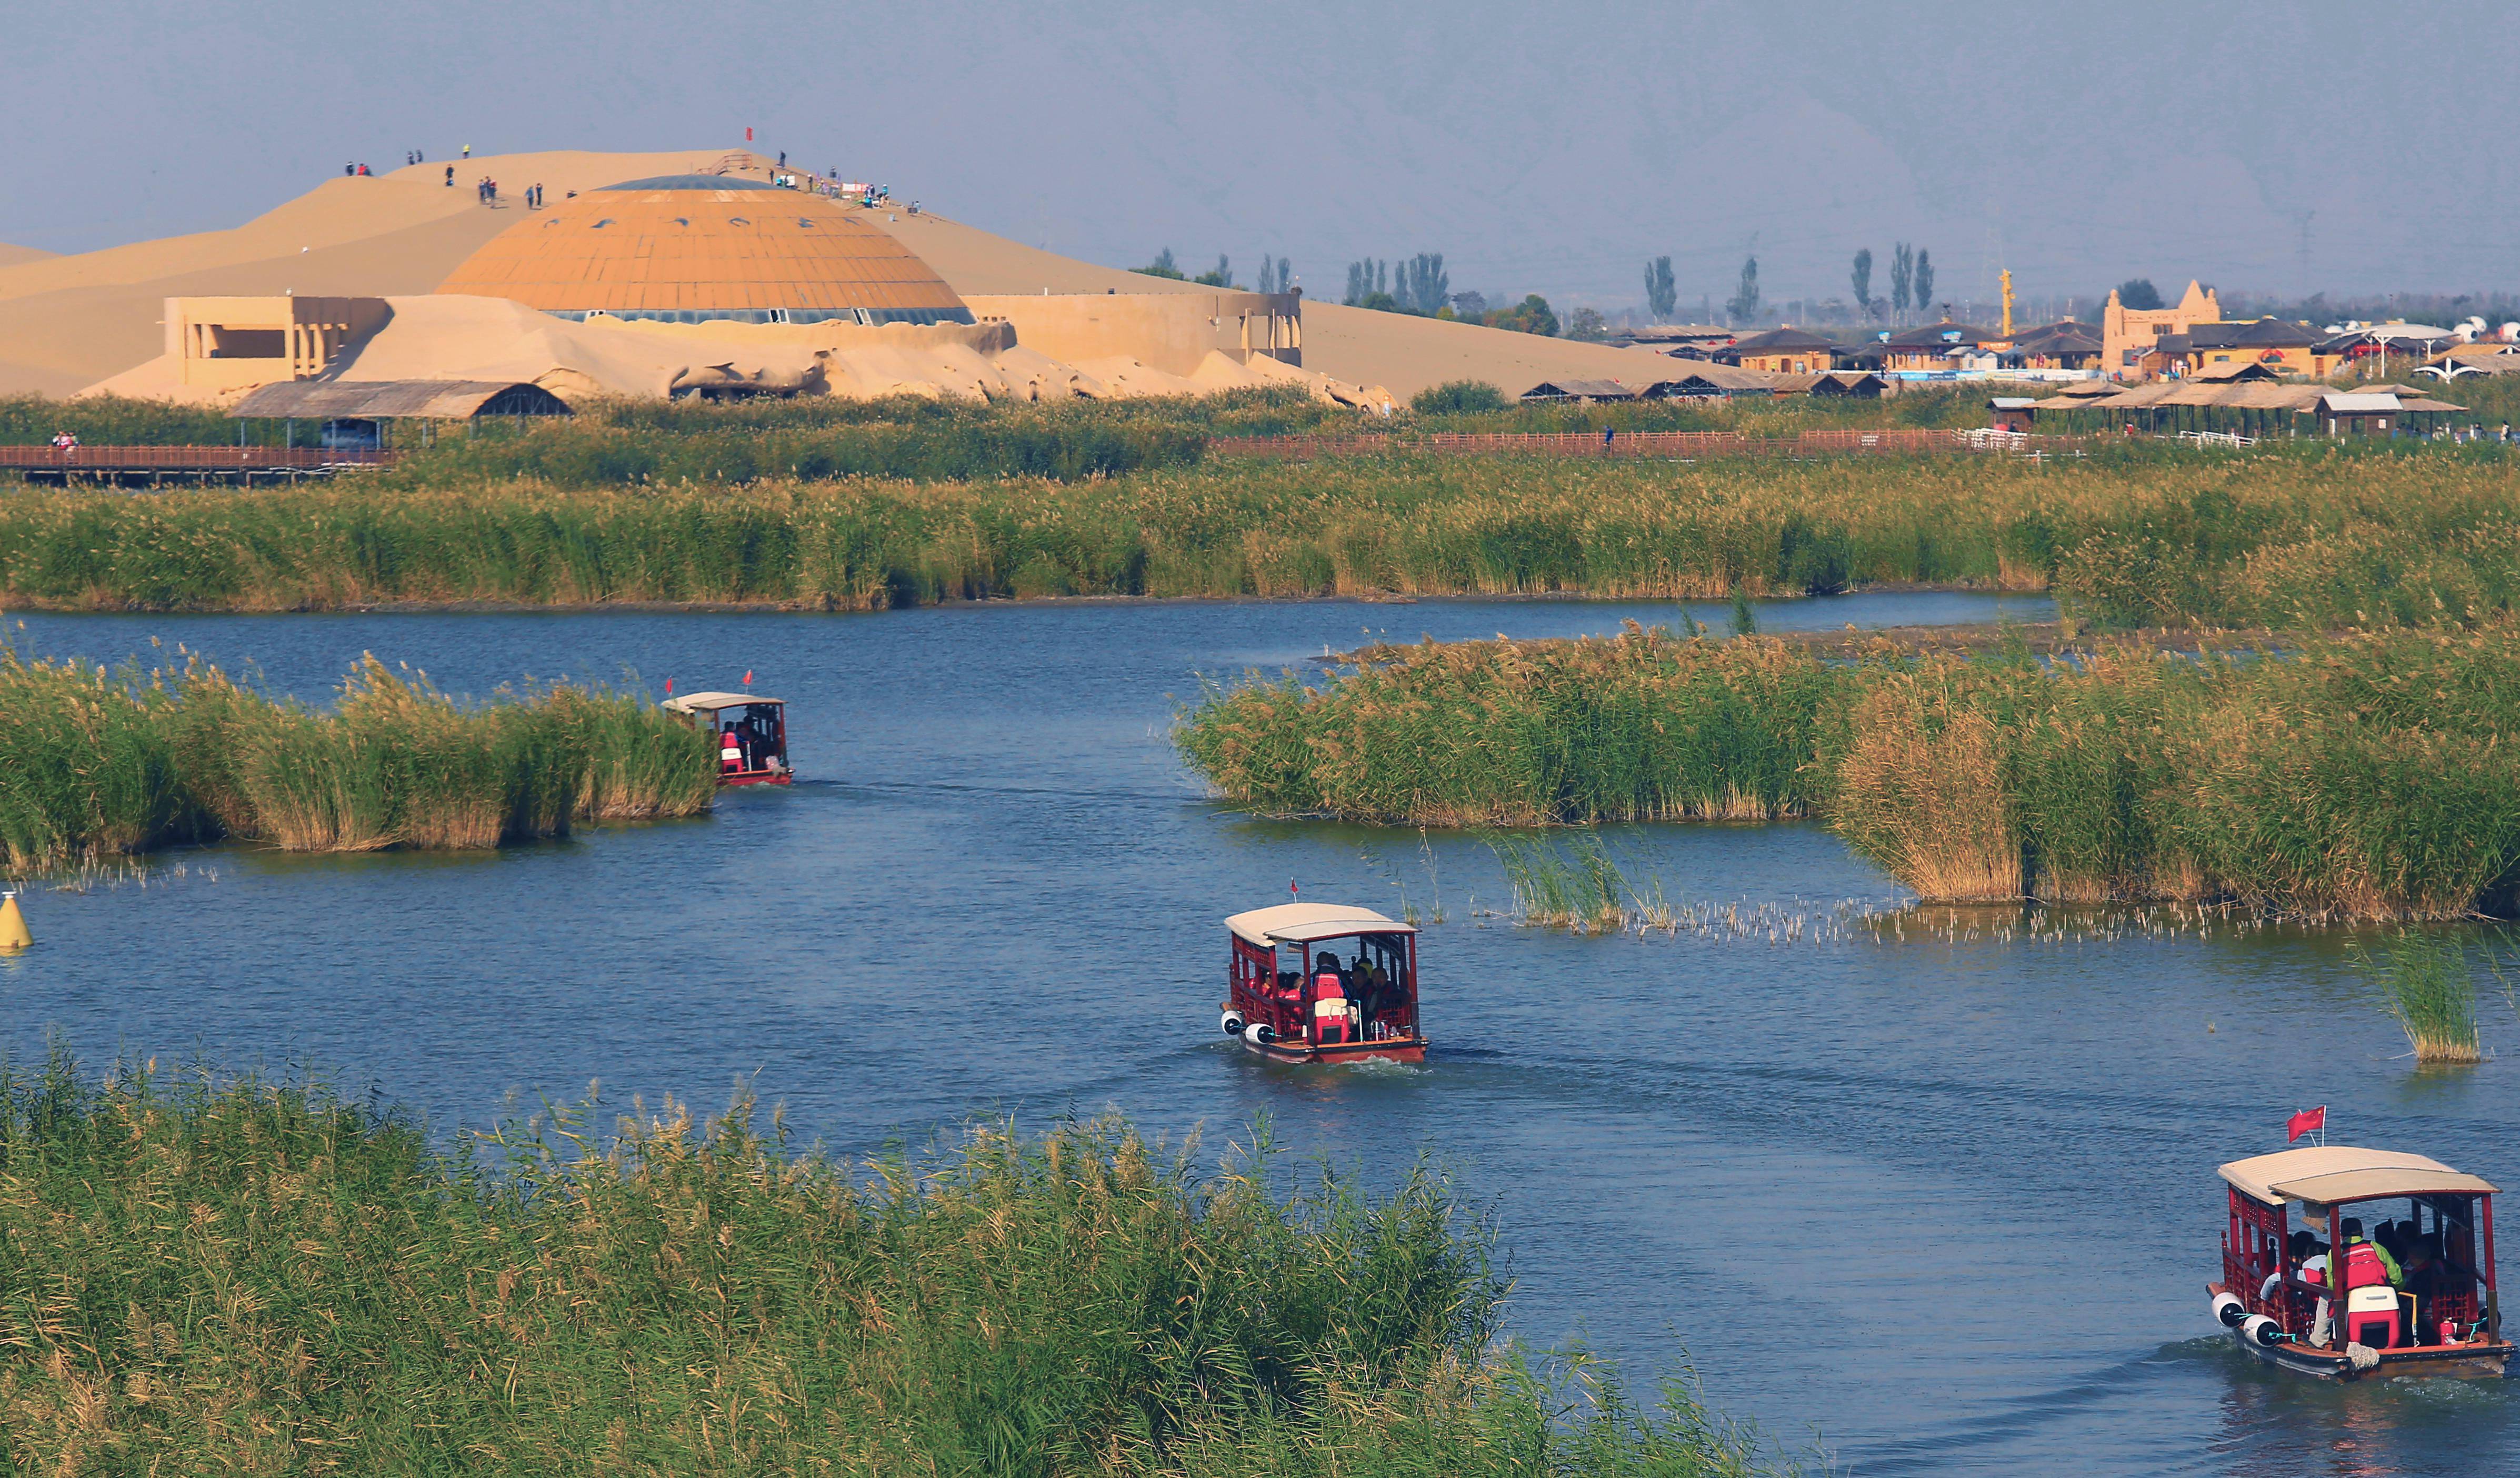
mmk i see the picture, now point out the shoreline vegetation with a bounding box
[0,645,714,871]
[2,445,2518,629]
[0,1056,1784,1475]
[1176,623,2520,922]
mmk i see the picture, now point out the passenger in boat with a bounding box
[1352,956,1388,1024]
[2339,1219,2403,1290]
[1310,951,1351,1045]
[2268,1231,2323,1300]
[720,724,745,773]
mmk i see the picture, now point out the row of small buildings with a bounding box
[1604,281,2517,387]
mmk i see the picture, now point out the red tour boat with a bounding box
[2209,1144,2508,1380]
[1219,903,1426,1065]
[663,692,793,786]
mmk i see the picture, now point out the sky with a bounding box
[8,1,2517,315]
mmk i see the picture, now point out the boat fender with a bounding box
[2239,1314,2284,1349]
[2212,1292,2247,1329]
[1221,1009,1247,1038]
[2345,1342,2380,1371]
[1242,1021,1276,1047]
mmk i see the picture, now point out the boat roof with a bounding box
[1225,903,1416,947]
[661,692,785,714]
[2218,1145,2498,1207]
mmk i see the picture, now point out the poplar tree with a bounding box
[1644,256,1678,321]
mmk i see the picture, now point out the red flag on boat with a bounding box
[2287,1105,2326,1143]
[743,670,753,686]
[664,677,673,695]
[1289,879,1299,899]
[745,127,754,141]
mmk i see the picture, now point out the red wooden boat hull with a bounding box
[718,770,792,787]
[1242,1035,1426,1066]
[2208,1281,2512,1381]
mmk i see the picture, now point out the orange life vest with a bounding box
[2343,1241,2389,1290]
[721,732,743,770]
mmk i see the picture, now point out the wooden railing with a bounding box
[1206,427,2082,460]
[0,445,397,473]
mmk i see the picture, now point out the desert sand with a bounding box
[0,244,54,269]
[6,147,1694,402]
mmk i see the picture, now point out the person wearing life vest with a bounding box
[719,723,744,773]
[1310,951,1351,1046]
[2338,1217,2403,1291]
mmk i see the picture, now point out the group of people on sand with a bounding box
[2269,1212,2481,1347]
[1288,950,1401,1046]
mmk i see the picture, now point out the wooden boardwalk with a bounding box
[1206,427,2078,461]
[0,445,397,485]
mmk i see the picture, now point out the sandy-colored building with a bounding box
[2177,318,2320,378]
[1722,327,1837,374]
[2101,281,2223,379]
[966,291,1300,375]
[168,296,391,390]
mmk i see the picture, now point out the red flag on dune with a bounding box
[2287,1105,2326,1143]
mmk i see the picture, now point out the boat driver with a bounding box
[2339,1218,2403,1291]
[1310,951,1351,1045]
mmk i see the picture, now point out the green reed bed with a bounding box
[0,1055,1778,1477]
[1178,625,2520,921]
[2353,931,2485,1063]
[4,444,2517,627]
[0,647,712,870]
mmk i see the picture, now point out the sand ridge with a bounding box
[9,146,1708,401]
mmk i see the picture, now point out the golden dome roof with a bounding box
[434,176,971,325]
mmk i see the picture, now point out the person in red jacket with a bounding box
[1309,952,1351,1046]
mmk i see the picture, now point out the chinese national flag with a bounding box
[2287,1105,2326,1143]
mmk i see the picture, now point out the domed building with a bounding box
[433,175,974,327]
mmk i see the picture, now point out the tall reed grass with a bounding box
[0,646,713,868]
[0,1053,1781,1476]
[5,446,2516,627]
[1179,625,2520,921]
[2353,931,2484,1063]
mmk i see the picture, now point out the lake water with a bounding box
[6,590,2515,1475]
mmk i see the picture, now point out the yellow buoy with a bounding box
[0,890,29,951]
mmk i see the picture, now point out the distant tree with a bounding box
[1254,255,1294,295]
[1192,253,1234,287]
[1912,249,1934,318]
[1345,259,1390,307]
[1356,289,1401,314]
[1724,255,1761,325]
[1411,380,1508,415]
[1851,247,1875,319]
[2115,277,2165,311]
[1889,243,1914,322]
[1396,253,1449,315]
[1566,306,1611,342]
[1135,247,1186,281]
[1451,291,1489,318]
[1484,294,1559,336]
[1644,256,1678,321]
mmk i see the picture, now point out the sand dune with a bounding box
[0,244,54,269]
[863,207,1689,398]
[5,146,1696,402]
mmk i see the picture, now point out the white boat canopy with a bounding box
[662,692,785,716]
[1226,903,1416,948]
[2218,1145,2498,1208]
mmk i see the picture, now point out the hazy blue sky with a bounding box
[9,2,2515,313]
